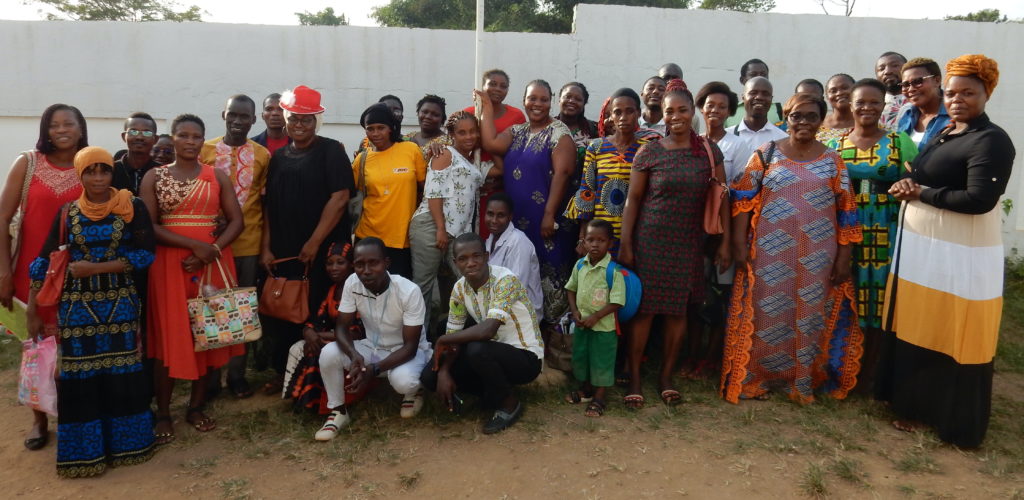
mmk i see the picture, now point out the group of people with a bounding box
[0,50,1013,478]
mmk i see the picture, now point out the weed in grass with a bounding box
[895,452,940,474]
[799,463,828,498]
[181,456,218,477]
[828,457,867,486]
[375,447,401,465]
[218,477,251,500]
[398,470,421,491]
[896,484,918,496]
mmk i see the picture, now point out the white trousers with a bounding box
[319,339,430,409]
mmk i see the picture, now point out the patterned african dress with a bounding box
[29,199,156,478]
[503,120,577,322]
[827,132,918,328]
[565,136,650,257]
[721,144,863,404]
[817,127,852,145]
[631,136,720,316]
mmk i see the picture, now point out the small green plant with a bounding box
[799,462,828,498]
[1003,198,1014,217]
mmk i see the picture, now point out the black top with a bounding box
[112,156,161,196]
[911,113,1016,215]
[264,136,354,259]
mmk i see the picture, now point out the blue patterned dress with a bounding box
[30,199,156,478]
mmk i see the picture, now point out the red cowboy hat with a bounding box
[280,85,326,114]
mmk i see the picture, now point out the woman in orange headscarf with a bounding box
[26,146,157,477]
[879,55,1015,448]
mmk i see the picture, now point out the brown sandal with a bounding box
[584,400,606,417]
[154,415,175,445]
[186,407,217,432]
[624,394,645,410]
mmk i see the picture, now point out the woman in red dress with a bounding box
[0,104,88,450]
[140,114,244,443]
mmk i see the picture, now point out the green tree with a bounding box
[945,8,1009,23]
[699,0,774,12]
[371,0,774,33]
[296,7,349,26]
[30,0,203,21]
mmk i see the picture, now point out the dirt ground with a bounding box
[0,361,1022,500]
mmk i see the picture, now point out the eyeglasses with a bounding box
[125,129,155,137]
[899,75,936,90]
[787,112,820,124]
[286,115,317,126]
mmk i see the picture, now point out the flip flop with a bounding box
[584,399,606,418]
[154,415,175,445]
[660,389,682,406]
[624,394,645,410]
[186,407,217,432]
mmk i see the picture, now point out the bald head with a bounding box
[658,63,684,82]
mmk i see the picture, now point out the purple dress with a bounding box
[503,120,577,322]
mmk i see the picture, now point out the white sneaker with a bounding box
[400,391,423,418]
[314,410,350,441]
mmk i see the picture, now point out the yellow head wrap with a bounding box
[73,147,135,222]
[945,54,999,96]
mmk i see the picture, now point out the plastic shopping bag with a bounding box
[18,336,58,416]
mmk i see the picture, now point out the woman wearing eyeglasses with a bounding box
[894,58,951,148]
[721,93,863,405]
[261,85,355,396]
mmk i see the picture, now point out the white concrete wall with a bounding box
[2,5,1023,251]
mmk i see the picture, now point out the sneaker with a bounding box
[314,410,350,441]
[400,391,424,418]
[482,401,523,434]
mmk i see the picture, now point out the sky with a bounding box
[3,0,1023,25]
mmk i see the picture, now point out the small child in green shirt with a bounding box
[564,219,626,417]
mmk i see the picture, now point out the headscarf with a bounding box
[74,146,134,222]
[360,103,403,143]
[945,54,1000,96]
[326,241,353,261]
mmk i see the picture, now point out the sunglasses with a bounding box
[125,129,155,137]
[899,75,936,90]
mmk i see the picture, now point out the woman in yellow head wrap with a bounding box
[880,54,1016,448]
[25,146,159,477]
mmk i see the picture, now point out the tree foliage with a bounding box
[30,0,203,21]
[296,7,349,26]
[372,0,771,33]
[945,9,1009,23]
[816,0,855,16]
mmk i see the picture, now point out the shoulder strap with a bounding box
[58,203,70,246]
[604,261,617,291]
[19,151,36,213]
[699,136,717,179]
[575,257,586,272]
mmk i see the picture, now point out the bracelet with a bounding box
[211,243,221,252]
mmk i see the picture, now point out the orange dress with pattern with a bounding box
[147,165,243,380]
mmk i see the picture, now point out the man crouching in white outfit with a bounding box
[315,237,431,441]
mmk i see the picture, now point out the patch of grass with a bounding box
[828,457,868,486]
[398,470,421,491]
[218,477,251,500]
[180,456,218,478]
[896,484,918,496]
[998,258,1024,373]
[894,452,940,474]
[799,462,828,498]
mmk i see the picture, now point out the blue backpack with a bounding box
[574,258,643,323]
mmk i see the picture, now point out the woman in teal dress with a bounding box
[827,79,918,391]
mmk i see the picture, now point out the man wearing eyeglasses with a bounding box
[875,51,908,129]
[112,112,160,195]
[894,57,951,148]
[199,94,271,400]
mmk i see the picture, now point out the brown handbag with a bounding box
[259,257,310,324]
[701,136,728,235]
[36,204,71,314]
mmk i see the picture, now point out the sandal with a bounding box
[584,399,606,418]
[228,378,254,399]
[624,394,645,410]
[185,407,217,432]
[564,390,593,405]
[660,389,682,406]
[154,415,175,445]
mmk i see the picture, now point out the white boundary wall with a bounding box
[2,5,1022,250]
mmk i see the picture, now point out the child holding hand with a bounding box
[565,219,626,417]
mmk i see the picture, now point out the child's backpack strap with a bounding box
[605,261,617,292]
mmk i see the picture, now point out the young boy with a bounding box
[564,219,626,417]
[483,193,543,318]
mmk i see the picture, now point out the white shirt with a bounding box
[446,265,544,359]
[413,146,487,237]
[721,120,789,182]
[485,226,543,316]
[339,273,427,352]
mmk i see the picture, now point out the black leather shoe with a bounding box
[482,402,523,434]
[24,432,49,451]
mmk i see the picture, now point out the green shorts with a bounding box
[572,327,617,387]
